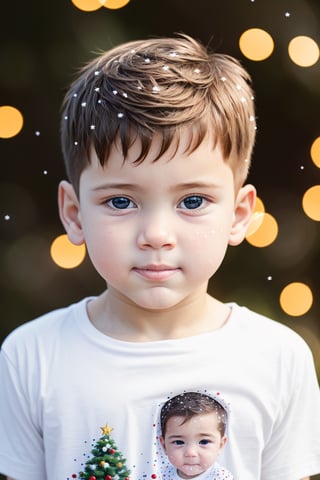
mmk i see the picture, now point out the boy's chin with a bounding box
[131,291,186,311]
[177,466,204,479]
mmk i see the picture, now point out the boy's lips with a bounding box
[133,264,180,281]
[181,464,202,472]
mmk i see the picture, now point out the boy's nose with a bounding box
[137,212,176,250]
[184,444,198,457]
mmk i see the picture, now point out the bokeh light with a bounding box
[311,137,320,168]
[71,0,104,12]
[50,234,86,269]
[246,212,263,237]
[0,105,24,138]
[239,28,274,61]
[280,282,313,316]
[254,196,265,214]
[246,196,265,236]
[104,0,130,8]
[288,36,320,67]
[302,185,320,221]
[246,212,278,247]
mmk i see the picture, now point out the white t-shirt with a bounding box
[0,298,320,480]
[162,462,233,480]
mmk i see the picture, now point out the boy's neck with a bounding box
[86,289,231,342]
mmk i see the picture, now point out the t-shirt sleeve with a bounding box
[0,345,46,479]
[261,340,320,479]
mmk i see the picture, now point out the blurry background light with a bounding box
[254,196,265,214]
[259,192,318,269]
[246,196,265,236]
[311,136,320,168]
[246,212,278,247]
[302,185,320,221]
[239,28,274,61]
[288,35,320,67]
[104,0,131,9]
[0,105,24,138]
[279,282,313,316]
[50,234,86,269]
[246,212,264,237]
[71,0,104,12]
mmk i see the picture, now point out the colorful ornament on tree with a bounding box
[77,423,130,480]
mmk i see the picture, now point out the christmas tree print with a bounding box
[74,423,131,480]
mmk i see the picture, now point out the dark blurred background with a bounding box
[1,1,320,477]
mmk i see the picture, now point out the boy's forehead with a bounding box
[167,411,219,427]
[78,132,239,199]
[93,127,217,166]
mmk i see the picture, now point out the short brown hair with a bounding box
[160,392,228,437]
[61,33,256,194]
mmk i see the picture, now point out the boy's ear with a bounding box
[159,435,166,452]
[229,184,256,246]
[218,435,227,451]
[58,180,85,246]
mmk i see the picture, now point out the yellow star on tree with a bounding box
[100,422,113,435]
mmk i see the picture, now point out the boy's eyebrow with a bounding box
[174,181,222,190]
[91,182,140,191]
[91,180,222,191]
[167,432,215,439]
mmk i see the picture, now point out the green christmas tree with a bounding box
[77,423,131,480]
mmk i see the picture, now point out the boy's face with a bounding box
[59,130,255,311]
[160,412,227,478]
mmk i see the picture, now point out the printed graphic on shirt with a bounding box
[68,390,233,480]
[157,391,233,480]
[69,423,131,480]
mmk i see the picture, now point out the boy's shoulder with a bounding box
[230,302,300,333]
[229,302,311,353]
[1,297,92,354]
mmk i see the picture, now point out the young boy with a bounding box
[159,392,233,479]
[0,33,319,480]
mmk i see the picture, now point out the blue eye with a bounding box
[108,197,135,209]
[173,440,184,445]
[199,439,211,445]
[180,196,204,210]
